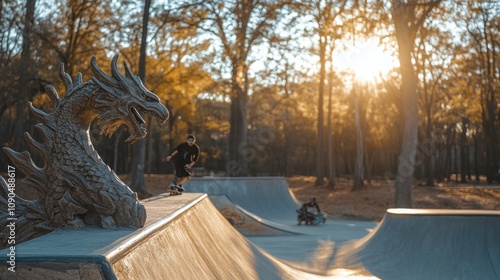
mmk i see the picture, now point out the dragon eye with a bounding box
[142,91,160,103]
[143,94,154,102]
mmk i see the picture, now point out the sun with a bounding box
[335,38,398,82]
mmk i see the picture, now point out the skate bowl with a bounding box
[333,209,500,280]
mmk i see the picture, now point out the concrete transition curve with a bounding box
[208,195,298,236]
[334,209,500,280]
[185,177,302,221]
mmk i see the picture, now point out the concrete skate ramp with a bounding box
[112,194,311,279]
[0,193,326,279]
[209,195,298,236]
[335,209,500,280]
[186,177,301,221]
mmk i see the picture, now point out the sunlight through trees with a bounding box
[1,0,499,204]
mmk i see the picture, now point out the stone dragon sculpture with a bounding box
[0,55,169,247]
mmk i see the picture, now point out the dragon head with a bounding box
[90,55,169,143]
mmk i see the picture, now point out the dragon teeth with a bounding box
[131,107,145,124]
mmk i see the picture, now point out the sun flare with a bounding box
[336,39,398,82]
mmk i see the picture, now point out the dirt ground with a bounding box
[123,174,500,222]
[287,176,500,221]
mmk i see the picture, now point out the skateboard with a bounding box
[169,189,183,196]
[296,210,326,225]
[169,185,185,196]
[312,212,327,225]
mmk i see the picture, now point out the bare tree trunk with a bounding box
[364,151,373,184]
[425,110,435,186]
[328,53,336,188]
[228,60,249,176]
[473,133,480,182]
[129,0,151,197]
[392,0,418,207]
[284,119,292,177]
[353,88,364,190]
[467,145,472,181]
[14,0,36,151]
[327,56,336,187]
[283,73,293,177]
[316,35,326,185]
[482,64,498,185]
[460,117,468,183]
[445,128,454,181]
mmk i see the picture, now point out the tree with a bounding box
[0,1,27,171]
[35,0,111,77]
[462,0,499,183]
[391,0,442,207]
[352,82,365,190]
[175,0,294,176]
[305,0,349,185]
[2,0,496,183]
[413,9,454,186]
[326,55,337,187]
[13,0,36,151]
[129,0,152,198]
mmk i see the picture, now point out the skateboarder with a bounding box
[297,197,324,225]
[166,134,200,193]
[299,197,321,216]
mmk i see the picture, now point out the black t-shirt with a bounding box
[173,142,200,166]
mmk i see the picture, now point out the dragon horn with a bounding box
[75,73,83,85]
[28,102,50,122]
[111,54,128,86]
[44,84,60,107]
[123,60,134,78]
[59,64,73,94]
[90,56,116,87]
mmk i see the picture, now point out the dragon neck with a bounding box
[54,83,102,131]
[44,82,110,172]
